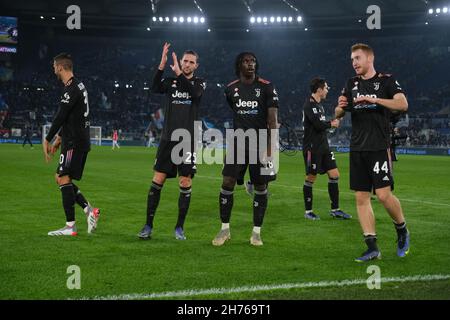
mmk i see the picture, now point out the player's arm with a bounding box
[50,133,62,155]
[266,107,278,157]
[45,88,78,143]
[304,103,332,131]
[151,42,171,94]
[335,81,352,119]
[177,75,205,99]
[335,95,348,119]
[356,93,408,112]
[355,76,408,112]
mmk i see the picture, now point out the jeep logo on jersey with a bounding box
[172,90,191,99]
[356,93,378,100]
[236,99,258,109]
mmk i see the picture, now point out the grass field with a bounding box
[1,143,449,300]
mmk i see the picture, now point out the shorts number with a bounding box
[59,154,64,164]
[331,152,336,161]
[185,152,197,163]
[373,161,388,174]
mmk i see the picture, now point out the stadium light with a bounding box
[146,27,151,31]
[246,29,250,32]
[256,17,262,23]
[40,16,44,19]
[165,17,169,22]
[444,7,448,13]
[288,16,293,22]
[187,16,192,23]
[200,17,205,24]
[250,17,255,24]
[207,28,211,32]
[152,17,157,22]
[159,17,163,22]
[263,17,268,23]
[297,16,302,22]
[428,8,433,14]
[179,16,184,23]
[173,17,178,22]
[193,16,199,23]
[436,8,441,14]
[270,16,275,23]
[277,16,281,22]
[282,16,287,22]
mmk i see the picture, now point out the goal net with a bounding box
[42,124,102,146]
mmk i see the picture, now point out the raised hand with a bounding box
[170,52,182,76]
[338,95,348,109]
[159,42,171,70]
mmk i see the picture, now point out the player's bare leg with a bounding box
[212,176,236,246]
[375,186,405,223]
[355,191,376,234]
[376,186,410,257]
[175,175,192,240]
[354,191,381,262]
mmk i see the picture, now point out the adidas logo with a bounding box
[234,92,239,97]
[383,176,390,181]
[254,201,259,207]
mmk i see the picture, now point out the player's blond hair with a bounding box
[351,43,374,56]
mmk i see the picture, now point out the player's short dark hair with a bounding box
[182,50,199,63]
[53,52,73,71]
[235,52,258,78]
[351,43,374,56]
[310,77,327,93]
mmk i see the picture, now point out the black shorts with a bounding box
[350,149,394,192]
[154,140,197,179]
[56,148,89,181]
[222,148,276,186]
[303,150,337,175]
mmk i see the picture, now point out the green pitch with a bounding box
[0,144,449,299]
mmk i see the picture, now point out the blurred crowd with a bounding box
[0,34,449,147]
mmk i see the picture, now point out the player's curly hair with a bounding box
[234,52,258,77]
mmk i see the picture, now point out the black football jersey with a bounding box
[224,77,279,131]
[151,69,205,141]
[45,77,91,151]
[302,96,331,153]
[342,72,404,151]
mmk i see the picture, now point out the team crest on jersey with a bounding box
[352,81,359,90]
[374,82,380,91]
[255,88,261,97]
[234,87,239,97]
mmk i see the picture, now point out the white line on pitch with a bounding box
[81,274,450,300]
